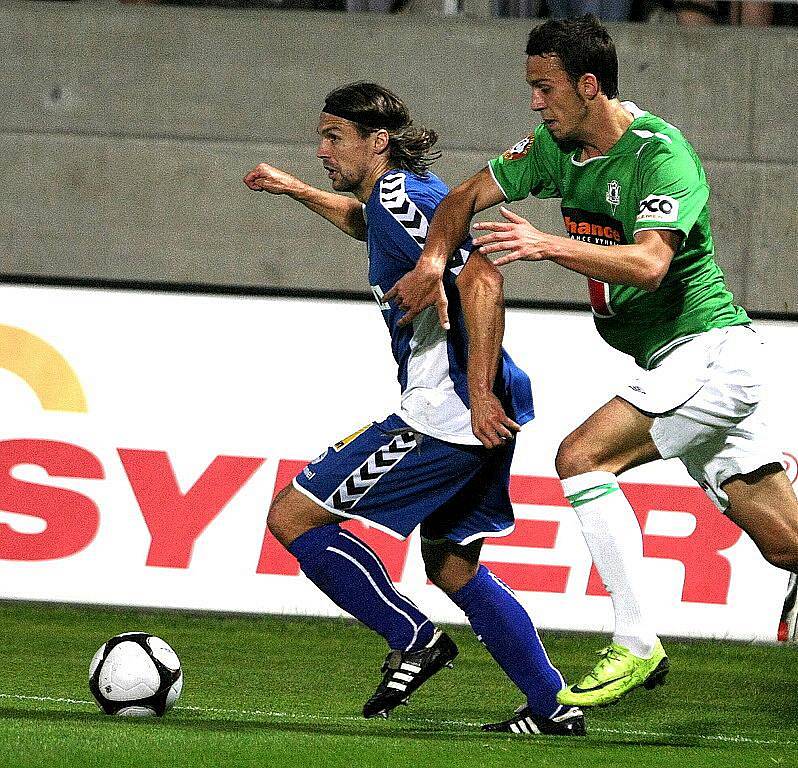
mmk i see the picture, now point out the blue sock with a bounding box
[450,565,565,717]
[289,524,435,652]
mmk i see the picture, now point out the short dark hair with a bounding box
[525,15,619,100]
[323,82,440,175]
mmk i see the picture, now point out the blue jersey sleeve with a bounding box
[371,171,469,277]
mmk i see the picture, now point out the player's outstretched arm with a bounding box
[243,162,366,241]
[456,251,521,449]
[385,168,505,329]
[475,208,678,291]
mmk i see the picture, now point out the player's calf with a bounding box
[724,465,798,573]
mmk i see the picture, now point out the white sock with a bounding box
[561,470,657,658]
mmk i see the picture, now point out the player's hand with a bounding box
[470,391,521,449]
[383,259,450,330]
[473,206,550,266]
[243,163,302,196]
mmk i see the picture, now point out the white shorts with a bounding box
[619,325,783,511]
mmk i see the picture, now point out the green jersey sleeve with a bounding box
[634,140,709,237]
[489,124,561,202]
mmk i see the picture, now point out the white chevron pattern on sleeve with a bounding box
[379,172,429,247]
[379,172,470,274]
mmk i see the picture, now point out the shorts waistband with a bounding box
[646,324,753,369]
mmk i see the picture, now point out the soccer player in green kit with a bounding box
[384,15,798,708]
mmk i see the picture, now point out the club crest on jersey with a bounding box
[503,135,534,161]
[606,180,621,215]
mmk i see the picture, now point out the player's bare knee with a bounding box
[422,538,482,594]
[786,525,798,571]
[429,563,478,594]
[555,433,600,479]
[266,486,306,548]
[269,487,341,548]
[764,550,798,573]
[423,560,444,590]
[423,548,478,594]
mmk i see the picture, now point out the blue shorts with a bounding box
[293,413,515,544]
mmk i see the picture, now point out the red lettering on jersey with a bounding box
[119,449,264,569]
[0,439,103,561]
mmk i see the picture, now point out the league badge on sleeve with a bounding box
[502,134,534,162]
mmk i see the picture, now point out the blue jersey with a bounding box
[365,169,534,445]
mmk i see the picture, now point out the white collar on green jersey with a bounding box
[623,101,647,120]
[570,101,648,166]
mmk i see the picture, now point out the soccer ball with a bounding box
[89,632,183,717]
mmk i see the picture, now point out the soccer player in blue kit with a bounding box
[243,82,584,736]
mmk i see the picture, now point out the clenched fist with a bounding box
[243,163,302,196]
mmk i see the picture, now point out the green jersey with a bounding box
[489,103,749,369]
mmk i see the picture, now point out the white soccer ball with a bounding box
[89,632,183,717]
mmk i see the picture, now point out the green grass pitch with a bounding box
[0,601,795,768]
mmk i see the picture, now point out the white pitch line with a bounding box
[0,694,95,706]
[0,693,793,747]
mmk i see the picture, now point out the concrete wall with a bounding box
[1,2,796,312]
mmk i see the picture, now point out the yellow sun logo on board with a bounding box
[0,325,87,412]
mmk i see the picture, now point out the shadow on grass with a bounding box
[0,706,476,741]
[0,706,752,750]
